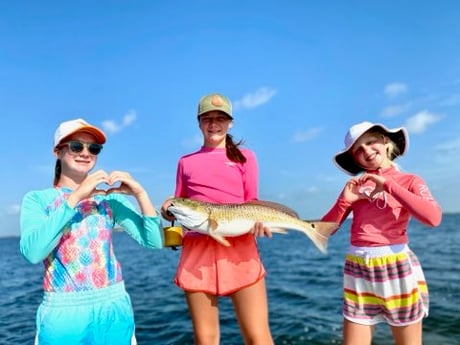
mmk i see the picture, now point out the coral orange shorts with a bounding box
[174,232,266,296]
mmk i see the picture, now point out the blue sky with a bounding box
[1,1,459,237]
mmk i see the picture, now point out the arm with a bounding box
[174,160,187,198]
[106,171,163,248]
[358,171,442,227]
[384,176,442,226]
[20,171,121,264]
[109,193,163,249]
[19,190,77,264]
[321,178,360,226]
[242,149,259,201]
[321,195,353,228]
[242,150,272,237]
[161,160,185,222]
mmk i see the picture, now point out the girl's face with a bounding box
[350,131,391,171]
[55,132,100,177]
[198,111,233,148]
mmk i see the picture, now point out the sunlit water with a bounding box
[1,215,458,344]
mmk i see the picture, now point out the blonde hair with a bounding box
[368,130,401,169]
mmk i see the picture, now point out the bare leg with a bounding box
[342,318,374,345]
[185,291,220,345]
[391,320,422,345]
[231,279,273,345]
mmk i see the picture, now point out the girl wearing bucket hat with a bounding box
[161,93,274,344]
[20,118,163,345]
[322,121,442,344]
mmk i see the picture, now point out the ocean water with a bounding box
[1,214,458,345]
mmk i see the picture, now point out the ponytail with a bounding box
[53,159,61,187]
[225,134,246,163]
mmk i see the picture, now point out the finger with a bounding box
[108,171,131,184]
[264,227,273,238]
[254,222,265,237]
[92,189,107,196]
[161,198,174,211]
[106,187,122,195]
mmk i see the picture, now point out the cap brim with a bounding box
[60,126,106,145]
[197,109,233,119]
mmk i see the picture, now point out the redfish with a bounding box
[167,198,338,253]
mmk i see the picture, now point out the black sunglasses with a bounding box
[60,140,103,155]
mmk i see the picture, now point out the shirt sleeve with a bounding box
[19,190,77,264]
[108,194,163,249]
[174,159,187,197]
[242,149,259,201]
[384,175,442,226]
[321,196,352,234]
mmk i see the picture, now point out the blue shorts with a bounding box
[34,281,136,345]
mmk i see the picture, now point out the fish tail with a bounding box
[302,221,339,254]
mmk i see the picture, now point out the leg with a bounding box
[185,291,220,345]
[342,318,374,345]
[391,320,422,345]
[231,279,273,345]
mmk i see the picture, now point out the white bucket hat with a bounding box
[54,118,106,148]
[334,121,409,175]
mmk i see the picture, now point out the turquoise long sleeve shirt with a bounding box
[20,187,163,292]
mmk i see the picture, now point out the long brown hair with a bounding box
[225,134,246,163]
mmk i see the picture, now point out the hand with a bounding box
[250,221,272,238]
[160,197,176,221]
[357,173,386,200]
[341,178,365,203]
[68,170,110,206]
[105,170,158,216]
[105,171,145,197]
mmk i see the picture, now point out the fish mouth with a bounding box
[167,205,186,217]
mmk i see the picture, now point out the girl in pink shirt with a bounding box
[322,121,442,345]
[161,93,273,345]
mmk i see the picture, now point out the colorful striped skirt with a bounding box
[343,244,429,326]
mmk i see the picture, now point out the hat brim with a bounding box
[334,125,408,175]
[197,109,233,119]
[59,126,106,146]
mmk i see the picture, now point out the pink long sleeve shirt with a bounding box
[322,167,442,247]
[174,146,258,203]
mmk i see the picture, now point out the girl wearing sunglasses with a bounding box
[19,118,163,345]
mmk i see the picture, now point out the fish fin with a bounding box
[205,210,230,246]
[209,233,231,247]
[269,227,288,234]
[301,221,339,254]
[246,200,299,218]
[206,209,219,232]
[208,218,219,232]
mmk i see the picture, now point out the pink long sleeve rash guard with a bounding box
[322,166,442,247]
[174,146,258,204]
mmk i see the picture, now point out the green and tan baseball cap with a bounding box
[197,93,232,119]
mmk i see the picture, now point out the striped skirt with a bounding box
[343,244,429,326]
